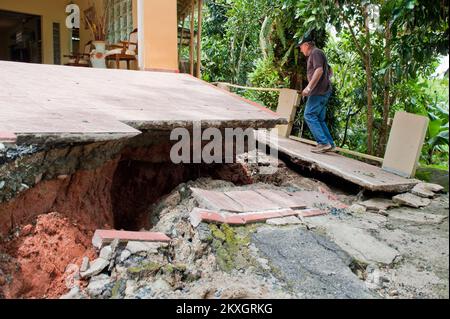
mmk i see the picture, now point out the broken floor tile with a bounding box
[191,188,243,212]
[392,193,431,208]
[225,190,282,212]
[92,230,171,249]
[411,183,442,198]
[255,189,307,209]
[190,208,300,226]
[289,191,348,210]
[190,208,227,227]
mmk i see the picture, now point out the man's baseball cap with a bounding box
[297,31,313,47]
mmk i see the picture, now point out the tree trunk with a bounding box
[377,21,392,157]
[363,5,374,155]
[235,31,248,83]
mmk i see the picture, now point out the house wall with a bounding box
[141,0,178,72]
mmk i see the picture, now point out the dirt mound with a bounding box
[0,212,95,299]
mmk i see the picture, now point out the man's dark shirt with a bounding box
[307,47,331,96]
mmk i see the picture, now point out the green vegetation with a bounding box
[209,223,254,272]
[195,0,449,168]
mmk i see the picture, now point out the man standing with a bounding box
[299,34,335,154]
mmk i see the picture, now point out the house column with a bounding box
[137,0,178,72]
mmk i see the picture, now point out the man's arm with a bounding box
[302,67,323,96]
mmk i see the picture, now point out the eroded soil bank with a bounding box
[0,138,448,299]
[0,133,252,298]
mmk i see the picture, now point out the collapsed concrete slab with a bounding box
[257,132,419,193]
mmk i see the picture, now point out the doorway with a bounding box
[0,10,42,63]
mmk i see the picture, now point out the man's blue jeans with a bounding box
[304,90,335,147]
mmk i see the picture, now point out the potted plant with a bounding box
[84,1,109,68]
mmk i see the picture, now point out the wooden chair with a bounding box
[106,29,138,70]
[64,41,92,67]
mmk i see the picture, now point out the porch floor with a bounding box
[0,61,284,143]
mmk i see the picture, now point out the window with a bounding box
[107,0,133,44]
[53,23,61,65]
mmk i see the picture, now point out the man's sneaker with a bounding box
[327,146,338,153]
[311,144,332,154]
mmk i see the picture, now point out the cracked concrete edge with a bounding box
[125,118,287,131]
[14,131,141,145]
[9,117,285,148]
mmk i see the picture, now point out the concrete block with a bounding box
[383,112,429,178]
[274,89,300,137]
[360,198,397,211]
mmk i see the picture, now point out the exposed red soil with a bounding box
[0,212,96,299]
[0,159,119,237]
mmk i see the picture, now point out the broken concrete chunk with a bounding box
[80,258,110,278]
[125,241,167,255]
[411,184,435,198]
[92,230,171,249]
[266,216,302,226]
[411,183,443,198]
[348,204,367,214]
[80,257,90,273]
[99,246,114,261]
[392,193,431,208]
[360,198,397,211]
[423,183,445,193]
[87,274,112,298]
[120,250,131,262]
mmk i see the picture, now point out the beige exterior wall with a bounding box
[141,0,178,71]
